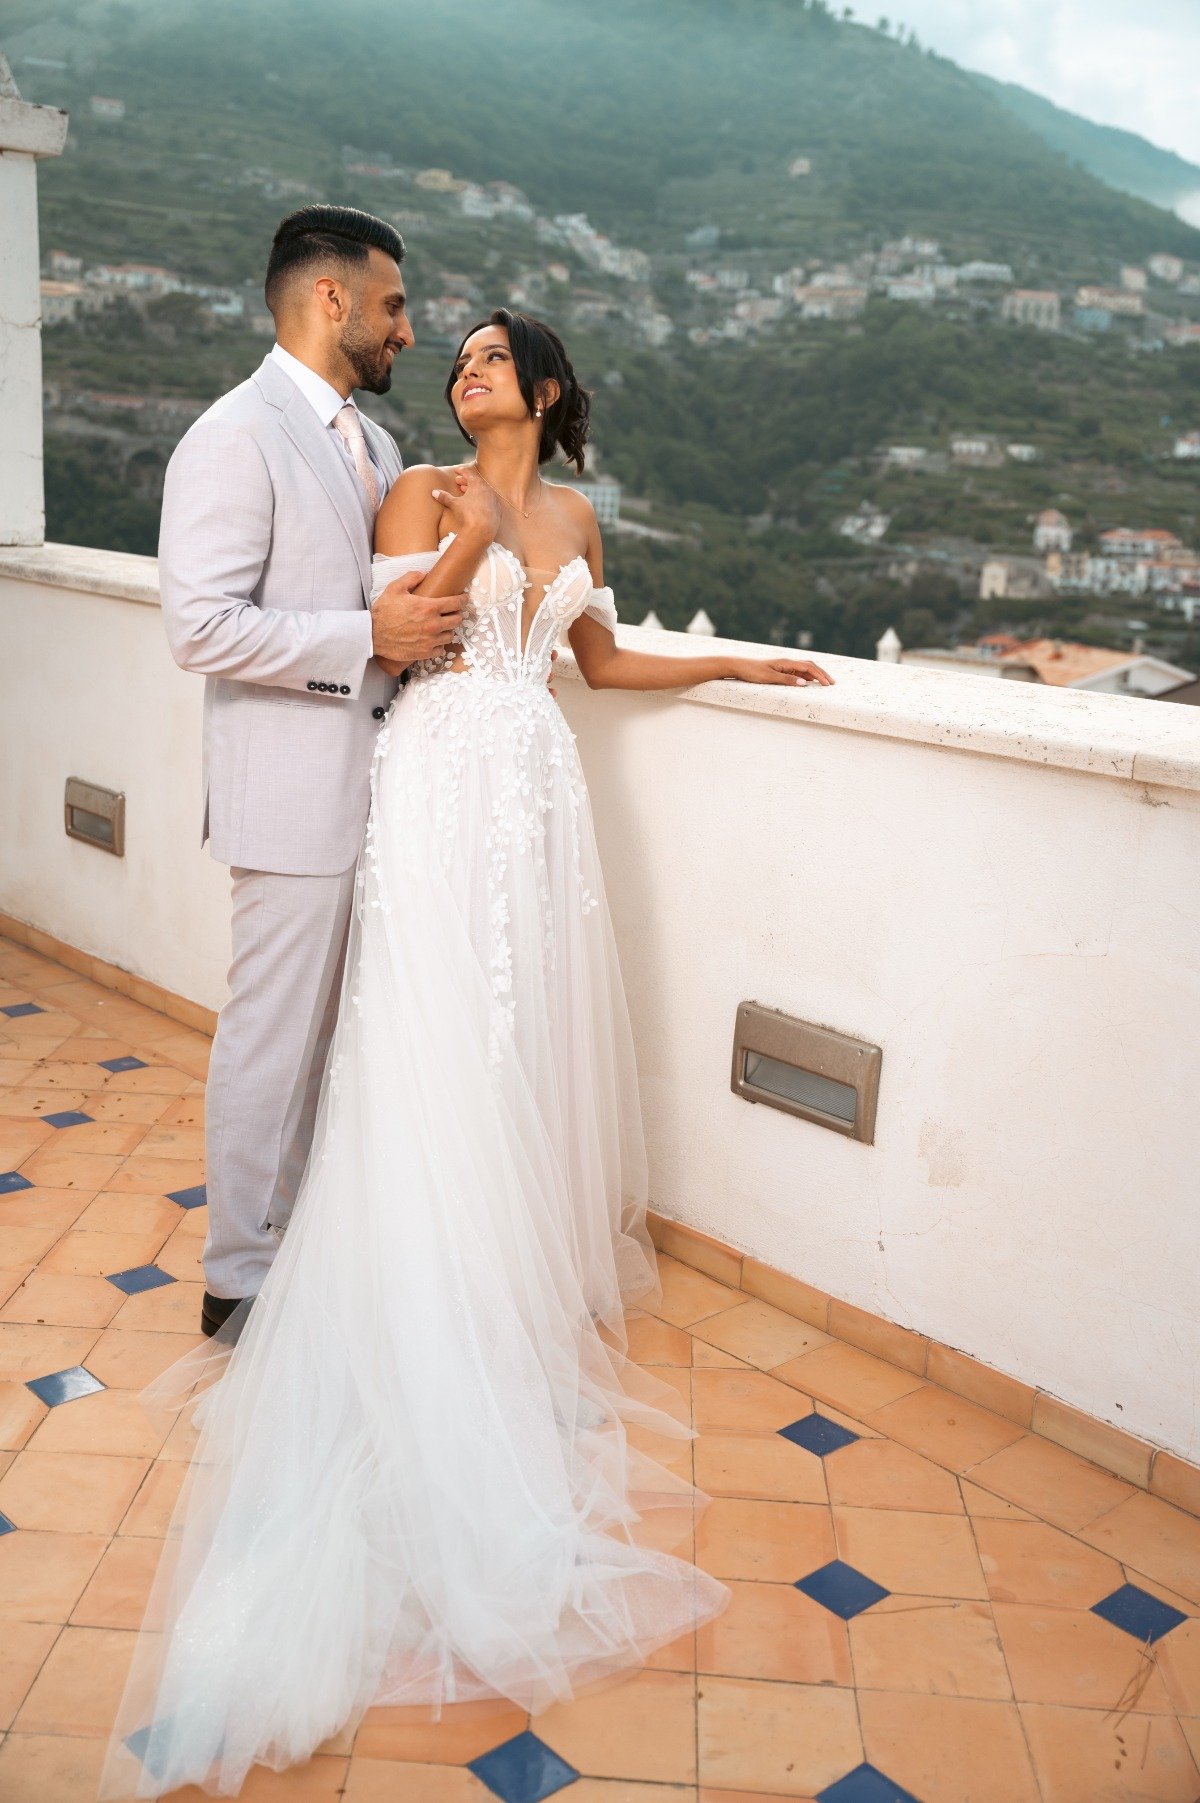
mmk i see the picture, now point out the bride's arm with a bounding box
[374,464,500,597]
[566,508,835,692]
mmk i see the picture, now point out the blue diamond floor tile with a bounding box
[795,1559,890,1620]
[99,1055,147,1073]
[0,1171,33,1194]
[1,1002,43,1018]
[42,1110,94,1130]
[1092,1581,1187,1644]
[107,1263,177,1295]
[468,1731,580,1803]
[125,1720,186,1783]
[0,1512,15,1537]
[168,1183,207,1210]
[779,1412,860,1456]
[26,1365,106,1407]
[819,1763,923,1803]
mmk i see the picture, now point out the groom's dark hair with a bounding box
[265,205,405,313]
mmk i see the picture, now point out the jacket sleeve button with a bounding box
[372,706,386,720]
[306,680,318,691]
[339,684,351,695]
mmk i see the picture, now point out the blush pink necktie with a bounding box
[333,403,380,515]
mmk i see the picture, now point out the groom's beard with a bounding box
[339,317,397,395]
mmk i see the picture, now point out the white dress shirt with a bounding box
[269,342,384,486]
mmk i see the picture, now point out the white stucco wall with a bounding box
[3,545,1199,1461]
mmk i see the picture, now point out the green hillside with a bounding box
[972,70,1200,217]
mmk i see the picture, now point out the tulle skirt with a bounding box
[100,670,729,1799]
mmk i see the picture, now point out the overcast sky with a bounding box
[885,0,1200,170]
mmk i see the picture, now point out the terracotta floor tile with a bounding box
[38,1037,137,1065]
[114,1278,206,1335]
[1181,1716,1200,1769]
[958,1479,1035,1521]
[0,1224,68,1269]
[0,1189,95,1233]
[642,1623,697,1673]
[99,1063,193,1096]
[695,1497,835,1583]
[39,1228,170,1280]
[140,1032,211,1079]
[0,1271,127,1330]
[343,1760,490,1802]
[157,1405,203,1461]
[9,1062,114,1093]
[69,1533,162,1629]
[622,1363,691,1425]
[974,1517,1124,1608]
[690,1301,832,1370]
[1156,1618,1200,1717]
[25,1386,168,1460]
[0,1121,55,1164]
[693,1433,828,1504]
[537,1668,696,1783]
[0,1322,101,1382]
[690,1341,748,1370]
[0,1448,150,1534]
[134,1124,207,1161]
[0,1529,108,1623]
[0,1730,109,1803]
[691,1369,815,1435]
[0,1268,25,1309]
[0,1381,47,1451]
[105,1153,205,1195]
[995,1600,1176,1712]
[697,1674,861,1797]
[353,1697,529,1763]
[171,1754,350,1799]
[0,1087,89,1120]
[865,1383,1026,1473]
[773,1343,925,1418]
[0,1621,60,1730]
[1079,1490,1200,1607]
[849,1595,1012,1700]
[70,1190,183,1237]
[623,1313,692,1366]
[153,1226,206,1282]
[31,1121,148,1159]
[545,1784,696,1803]
[1020,1702,1200,1802]
[832,1506,988,1600]
[12,1623,136,1735]
[859,1691,1041,1803]
[17,1146,124,1191]
[824,1439,965,1515]
[0,1060,39,1089]
[85,1326,203,1390]
[118,1456,188,1536]
[79,1089,181,1124]
[696,1578,852,1685]
[968,1433,1139,1533]
[154,1094,206,1128]
[653,1261,743,1329]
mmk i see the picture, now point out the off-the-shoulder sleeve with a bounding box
[370,550,440,604]
[582,586,618,633]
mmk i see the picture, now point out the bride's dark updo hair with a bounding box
[444,308,592,473]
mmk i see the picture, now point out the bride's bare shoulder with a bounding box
[375,464,458,553]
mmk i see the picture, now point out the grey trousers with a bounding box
[203,863,358,1299]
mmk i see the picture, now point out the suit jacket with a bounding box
[158,353,405,876]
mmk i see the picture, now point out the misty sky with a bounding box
[884,0,1200,170]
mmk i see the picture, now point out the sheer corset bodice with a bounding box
[371,535,619,687]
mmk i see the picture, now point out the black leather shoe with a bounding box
[201,1291,249,1338]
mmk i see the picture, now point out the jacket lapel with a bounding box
[253,357,373,596]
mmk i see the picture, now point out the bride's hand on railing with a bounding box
[725,657,836,687]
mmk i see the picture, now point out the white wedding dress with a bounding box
[100,539,730,1799]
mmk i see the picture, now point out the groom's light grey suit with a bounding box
[159,349,404,1297]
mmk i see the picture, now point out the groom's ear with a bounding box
[313,274,351,321]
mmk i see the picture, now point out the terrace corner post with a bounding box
[0,57,68,547]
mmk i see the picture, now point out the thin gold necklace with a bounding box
[475,464,545,520]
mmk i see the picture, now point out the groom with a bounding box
[160,205,473,1336]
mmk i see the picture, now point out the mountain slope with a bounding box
[971,70,1200,219]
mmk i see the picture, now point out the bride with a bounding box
[100,308,833,1799]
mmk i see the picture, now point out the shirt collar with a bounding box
[269,342,357,430]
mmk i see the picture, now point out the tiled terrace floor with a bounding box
[1,934,1200,1803]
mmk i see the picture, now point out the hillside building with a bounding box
[1001,289,1061,331]
[1174,431,1200,459]
[956,260,1013,284]
[1149,253,1185,284]
[1075,285,1144,317]
[1121,266,1148,292]
[39,279,83,325]
[1033,508,1072,553]
[1098,527,1182,560]
[979,556,1052,601]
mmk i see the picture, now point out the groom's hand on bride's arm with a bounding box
[371,569,466,674]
